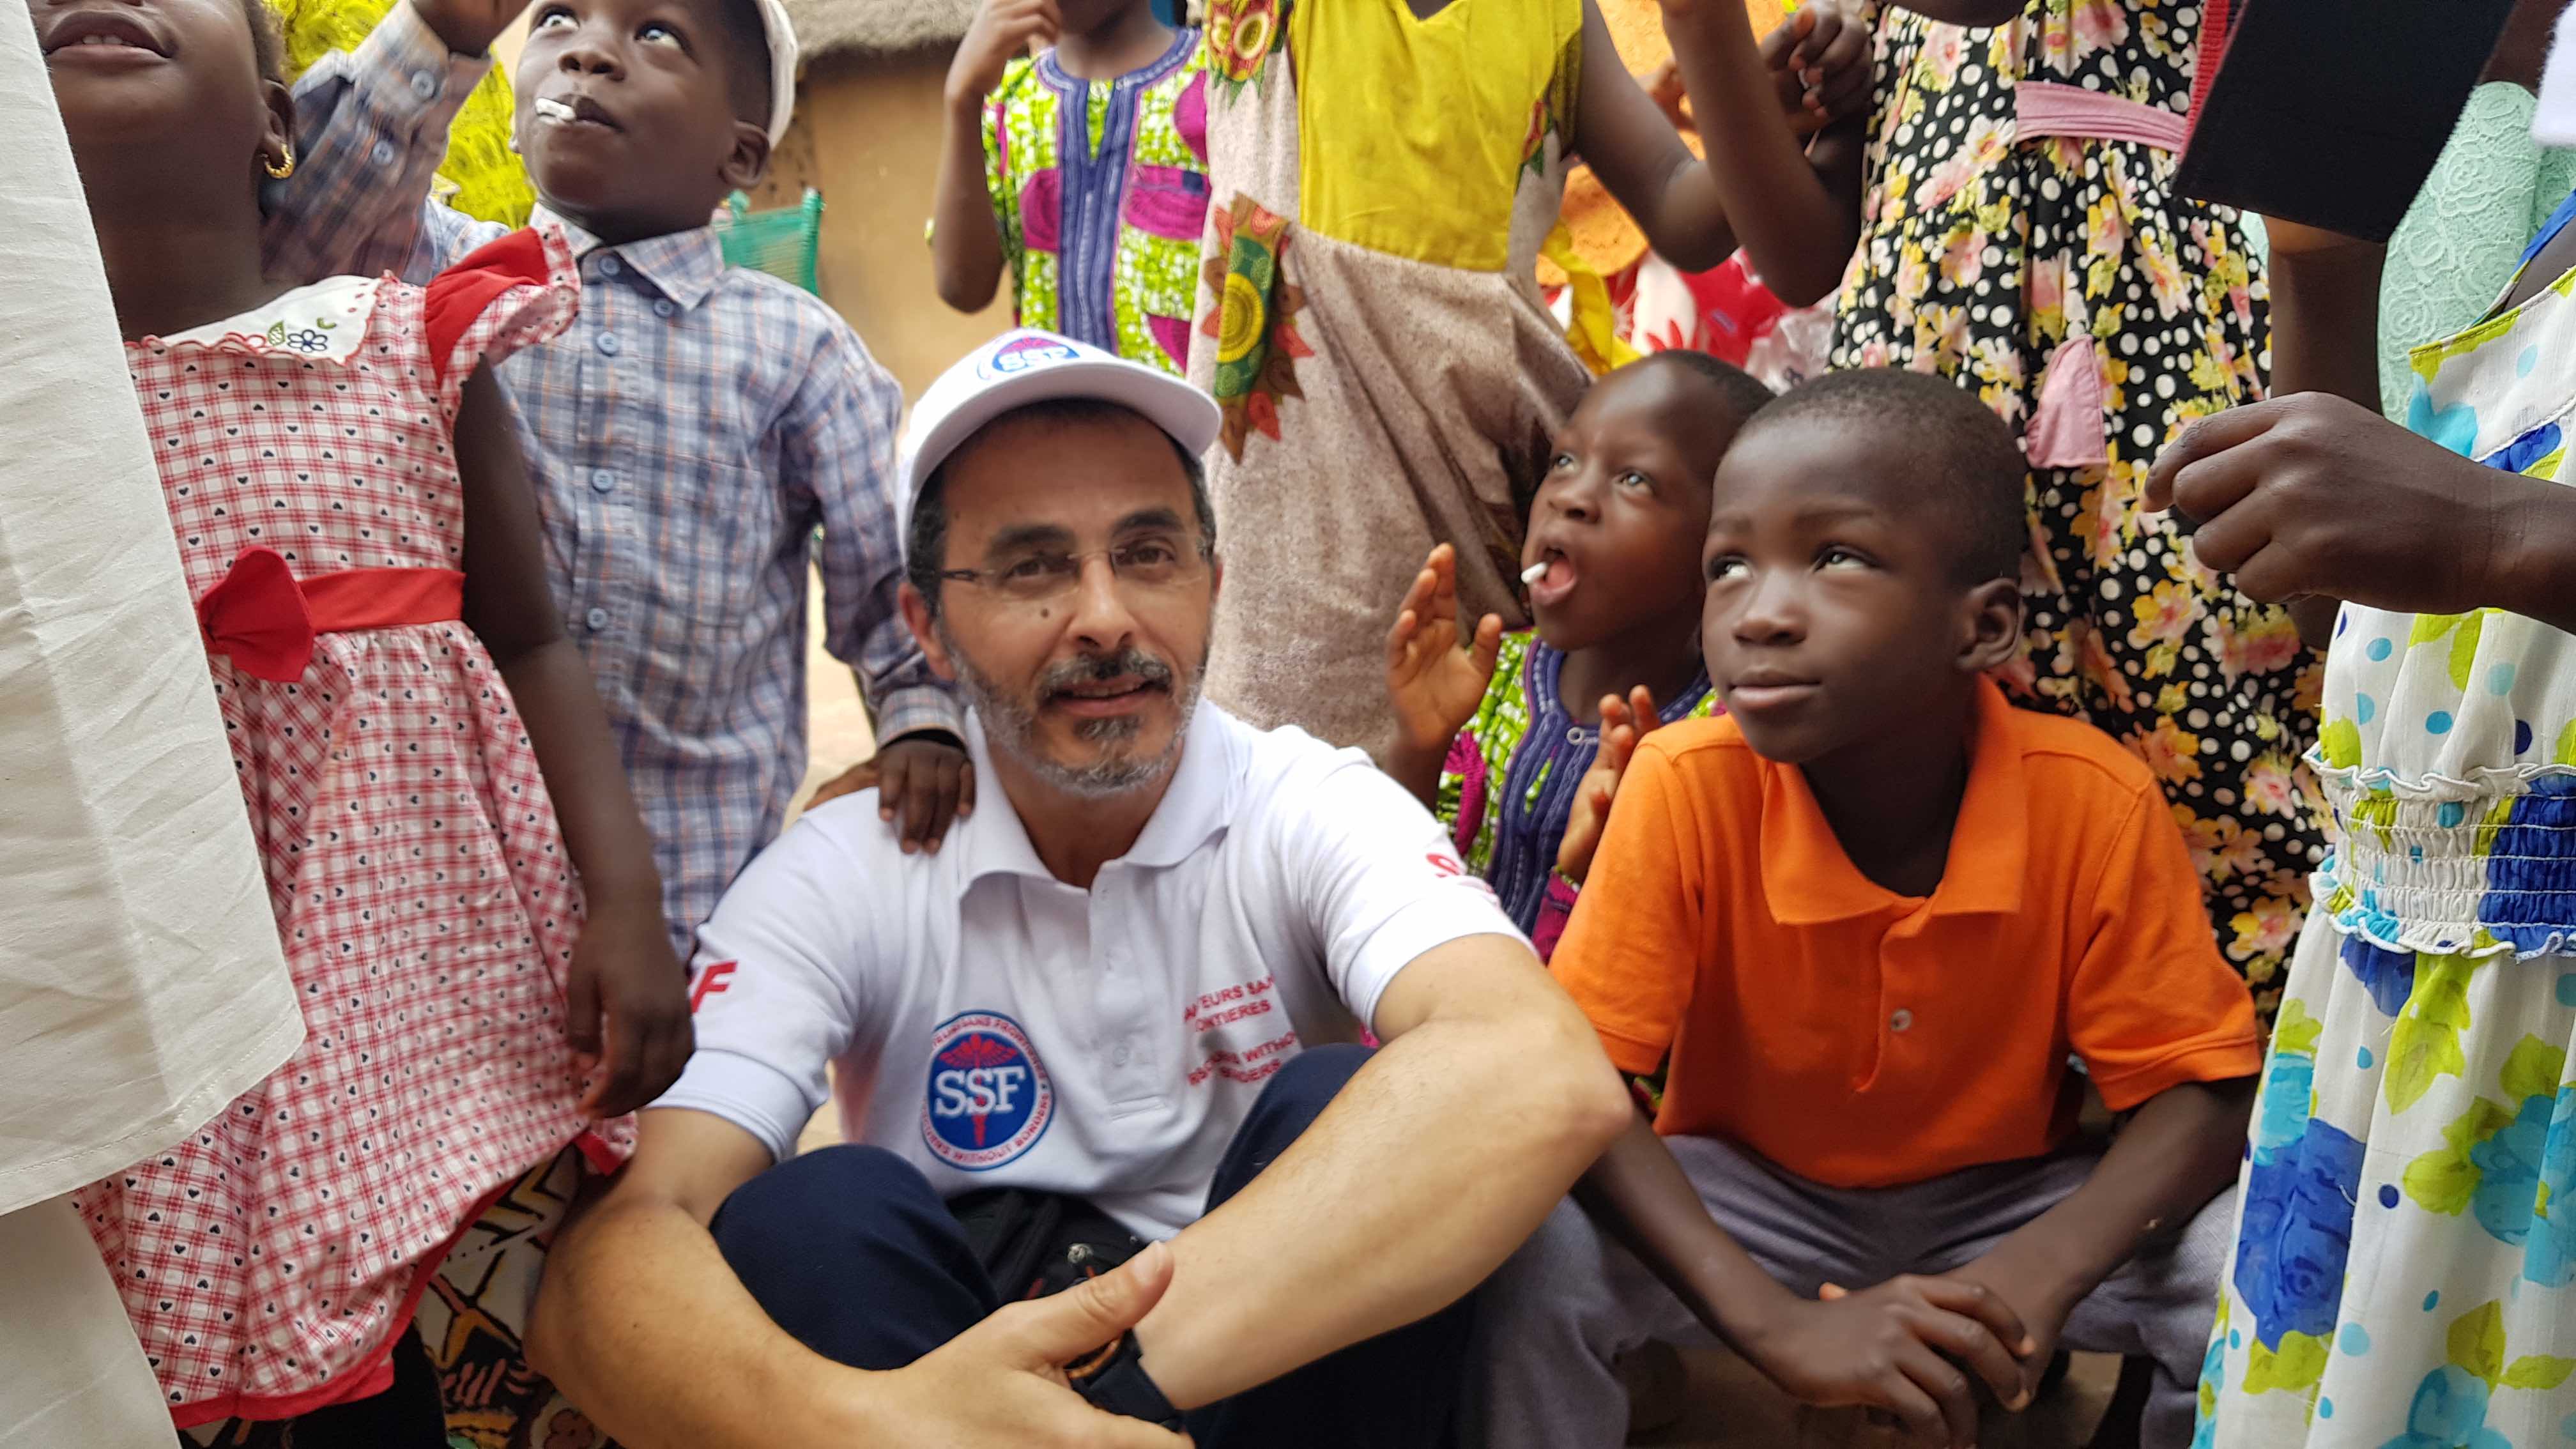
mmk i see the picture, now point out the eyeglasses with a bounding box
[938,540,1211,604]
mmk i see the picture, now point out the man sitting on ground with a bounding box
[525,330,1632,1449]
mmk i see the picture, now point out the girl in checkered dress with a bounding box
[38,0,691,1438]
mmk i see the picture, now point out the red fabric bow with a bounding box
[197,548,466,683]
[197,548,321,683]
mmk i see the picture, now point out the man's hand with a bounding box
[1737,1275,2037,1448]
[811,733,976,854]
[1555,686,1659,885]
[859,1243,1193,1448]
[2146,392,2552,615]
[409,0,532,57]
[1761,0,1873,135]
[947,0,1062,106]
[1386,544,1505,763]
[564,892,694,1119]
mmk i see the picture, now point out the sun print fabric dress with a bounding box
[1190,0,1597,762]
[1832,0,2320,1017]
[77,229,625,1426]
[2197,198,2576,1448]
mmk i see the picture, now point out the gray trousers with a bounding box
[1471,1133,2232,1449]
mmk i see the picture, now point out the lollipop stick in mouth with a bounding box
[1521,561,1549,585]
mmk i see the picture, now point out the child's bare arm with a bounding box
[1648,0,1870,305]
[1933,1078,2254,1374]
[1577,1111,2037,1449]
[933,0,1057,314]
[456,367,692,1117]
[2250,222,2386,643]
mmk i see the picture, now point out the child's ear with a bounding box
[259,80,296,178]
[1955,576,2024,675]
[719,123,772,192]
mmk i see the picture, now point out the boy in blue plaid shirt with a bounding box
[260,0,972,970]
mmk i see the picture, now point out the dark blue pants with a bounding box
[710,1045,1473,1448]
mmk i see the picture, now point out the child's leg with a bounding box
[1906,1142,2232,1449]
[1469,1134,1901,1449]
[2054,1185,2237,1449]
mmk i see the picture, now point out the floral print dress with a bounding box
[1834,0,2320,1017]
[2198,197,2576,1449]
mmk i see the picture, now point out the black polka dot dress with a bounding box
[1832,1,2324,1020]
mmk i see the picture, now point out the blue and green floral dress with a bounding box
[2200,195,2576,1448]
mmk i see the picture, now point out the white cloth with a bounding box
[656,704,1525,1239]
[2535,4,2576,145]
[0,8,302,1442]
[0,4,300,1219]
[0,1198,172,1449]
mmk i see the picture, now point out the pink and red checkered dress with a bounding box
[76,229,628,1426]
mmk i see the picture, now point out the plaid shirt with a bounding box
[264,3,959,954]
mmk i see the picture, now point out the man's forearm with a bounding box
[530,1194,857,1449]
[1973,1078,2255,1312]
[1130,978,1628,1407]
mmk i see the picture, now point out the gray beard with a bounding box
[939,628,1203,799]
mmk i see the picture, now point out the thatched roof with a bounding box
[786,0,976,62]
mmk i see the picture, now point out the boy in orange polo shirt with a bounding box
[1472,371,2261,1449]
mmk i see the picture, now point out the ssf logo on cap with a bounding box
[898,330,1224,560]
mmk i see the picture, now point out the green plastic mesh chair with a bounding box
[714,188,825,295]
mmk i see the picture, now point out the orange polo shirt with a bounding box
[1553,680,2262,1190]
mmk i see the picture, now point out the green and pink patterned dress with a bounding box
[1438,632,1718,961]
[983,31,1210,372]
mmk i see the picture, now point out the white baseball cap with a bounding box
[751,0,797,145]
[899,330,1223,558]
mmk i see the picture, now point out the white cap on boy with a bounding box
[751,0,799,145]
[898,330,1223,559]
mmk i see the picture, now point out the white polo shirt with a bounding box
[653,703,1525,1239]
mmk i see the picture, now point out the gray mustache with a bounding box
[1038,649,1174,701]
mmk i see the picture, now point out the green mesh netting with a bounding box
[712,189,824,294]
[266,0,535,227]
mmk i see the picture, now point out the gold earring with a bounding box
[264,148,296,180]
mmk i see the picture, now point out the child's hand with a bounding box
[872,734,977,855]
[947,0,1061,105]
[409,0,535,57]
[1643,57,1692,132]
[1761,1,1874,135]
[1555,686,1660,884]
[1742,1277,2039,1449]
[1386,544,1506,761]
[565,894,694,1120]
[1905,1258,2072,1416]
[2147,392,2563,619]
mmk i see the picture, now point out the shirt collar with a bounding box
[954,703,1236,889]
[1758,678,2028,925]
[532,206,728,310]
